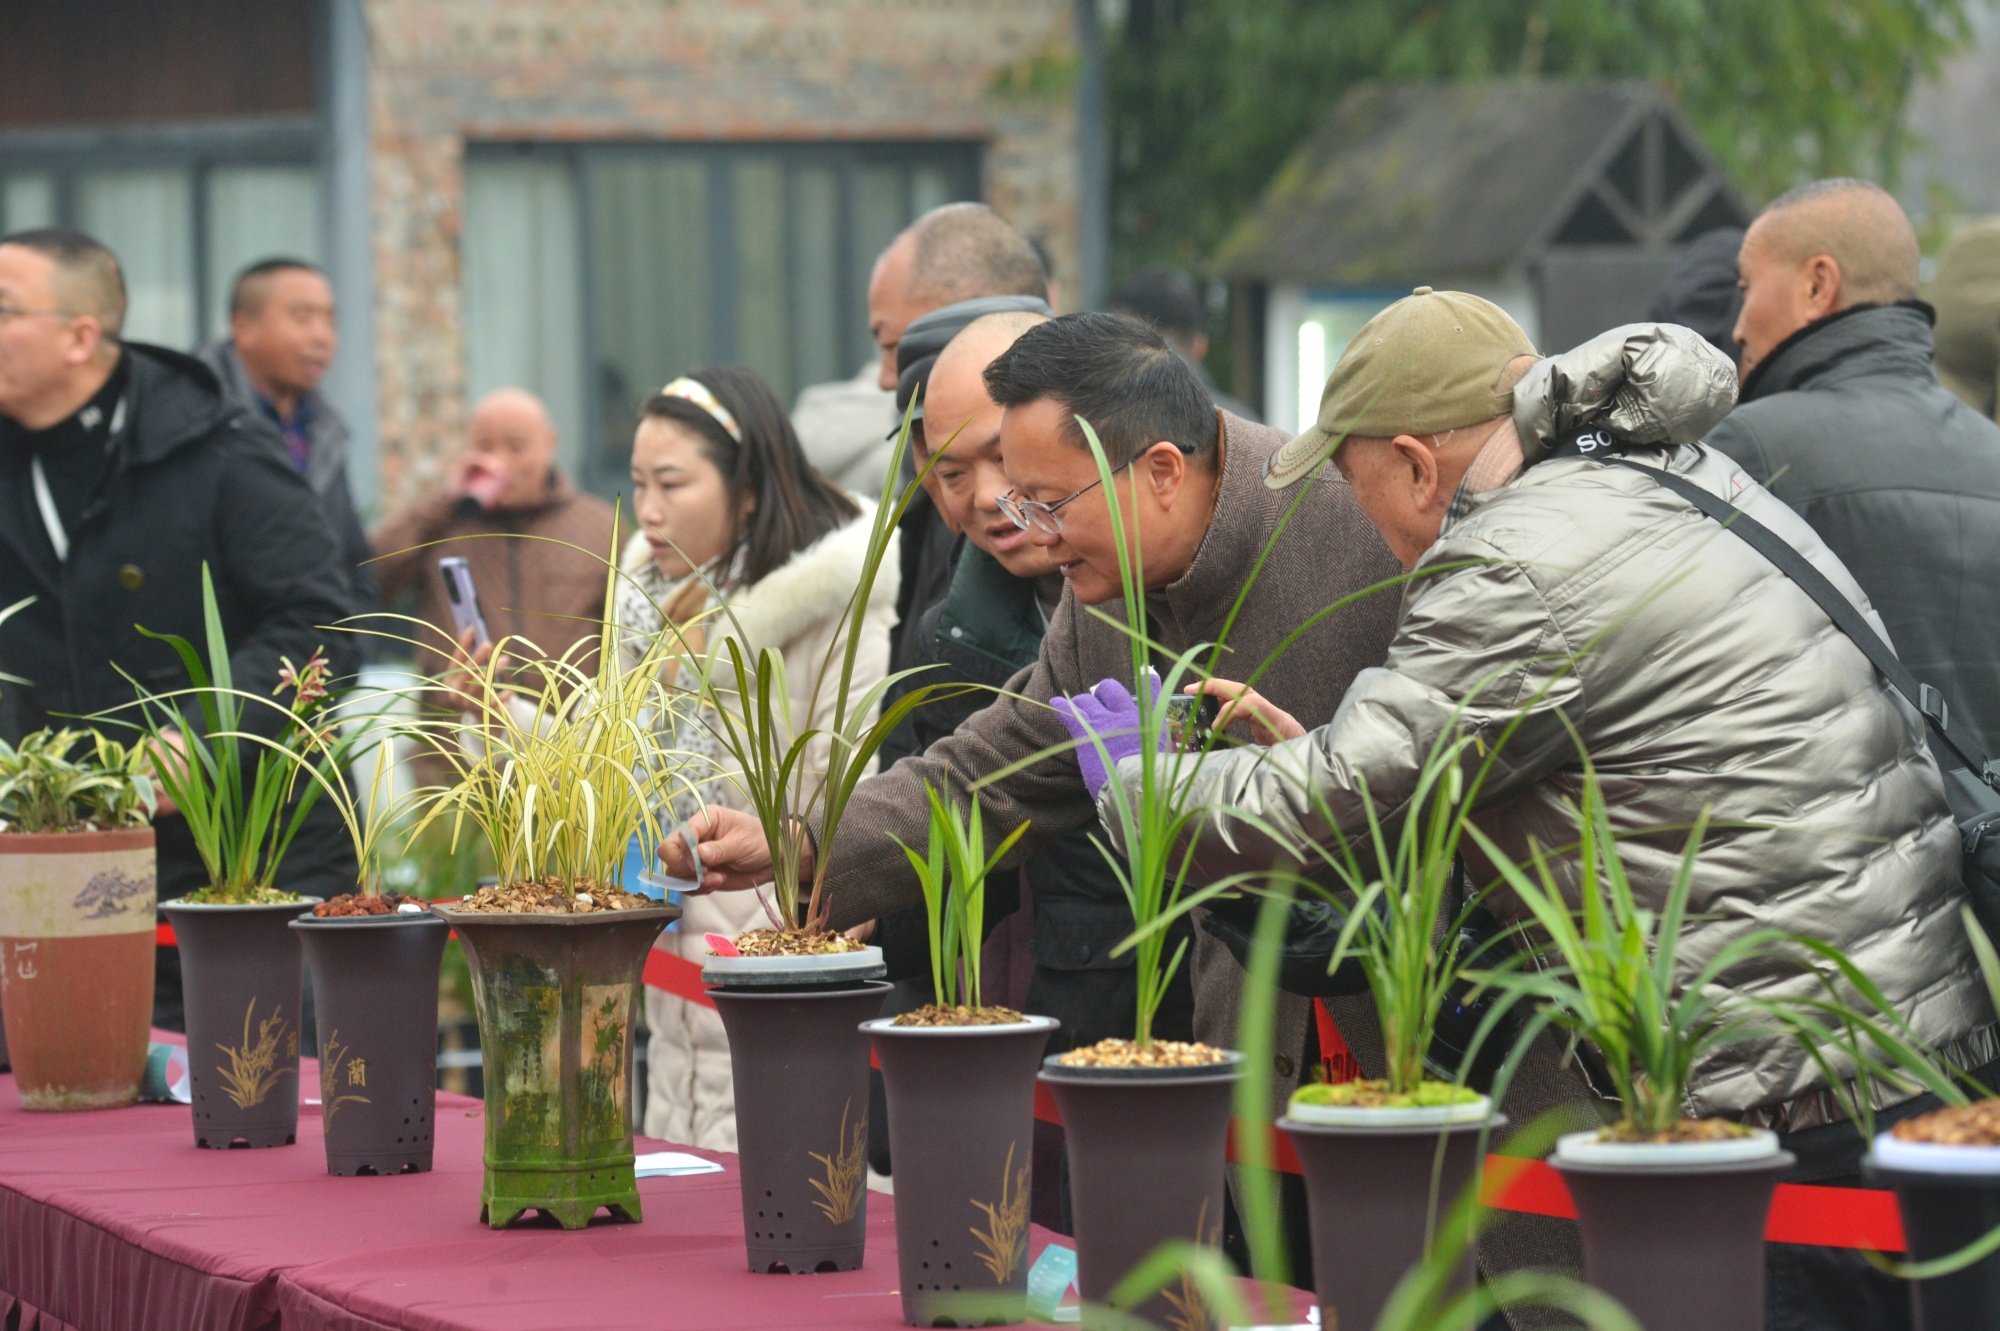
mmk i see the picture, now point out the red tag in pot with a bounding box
[704,932,741,957]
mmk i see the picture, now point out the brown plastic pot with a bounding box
[1039,1051,1244,1328]
[159,896,318,1148]
[1280,1105,1502,1331]
[865,1014,1059,1326]
[292,911,450,1175]
[439,902,679,1229]
[1867,1136,2000,1330]
[0,829,157,1110]
[712,981,890,1274]
[1552,1135,1794,1331]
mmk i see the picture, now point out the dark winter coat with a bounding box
[368,472,617,680]
[1706,302,2000,755]
[196,340,377,621]
[882,540,1194,1051]
[0,343,360,899]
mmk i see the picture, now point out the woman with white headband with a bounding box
[618,365,898,1151]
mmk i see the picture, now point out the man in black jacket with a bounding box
[0,229,358,1028]
[1710,179,2000,755]
[197,258,377,623]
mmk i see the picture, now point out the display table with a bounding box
[0,1067,1065,1331]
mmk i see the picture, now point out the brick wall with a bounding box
[363,0,1079,506]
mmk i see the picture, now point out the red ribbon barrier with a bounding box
[644,947,717,1008]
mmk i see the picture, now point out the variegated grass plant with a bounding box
[893,783,1028,1011]
[391,535,704,896]
[0,727,155,833]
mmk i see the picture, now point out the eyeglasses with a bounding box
[0,302,75,326]
[996,459,1133,536]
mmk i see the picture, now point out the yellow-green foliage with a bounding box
[405,595,700,892]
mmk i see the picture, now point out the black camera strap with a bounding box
[1606,456,1998,788]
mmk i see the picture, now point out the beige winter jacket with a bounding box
[635,505,898,1149]
[1100,439,1997,1122]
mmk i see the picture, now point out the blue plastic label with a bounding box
[1027,1243,1079,1323]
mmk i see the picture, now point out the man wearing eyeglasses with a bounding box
[0,228,357,1030]
[664,310,1404,1095]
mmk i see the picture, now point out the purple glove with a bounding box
[1051,674,1164,800]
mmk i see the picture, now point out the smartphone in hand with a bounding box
[1164,691,1222,752]
[437,556,491,649]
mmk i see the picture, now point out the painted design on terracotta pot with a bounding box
[808,1099,867,1225]
[970,1140,1031,1282]
[318,1032,373,1124]
[578,984,631,1143]
[216,999,294,1110]
[1160,1197,1220,1331]
[74,867,154,920]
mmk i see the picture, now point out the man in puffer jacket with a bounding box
[1080,292,1996,1331]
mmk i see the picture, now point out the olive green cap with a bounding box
[1266,287,1539,489]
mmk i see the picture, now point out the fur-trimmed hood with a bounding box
[620,498,900,653]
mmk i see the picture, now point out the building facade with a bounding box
[0,0,1085,510]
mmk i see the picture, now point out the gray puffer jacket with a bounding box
[1101,327,1995,1122]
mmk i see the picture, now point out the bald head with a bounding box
[867,203,1049,391]
[1734,178,1920,376]
[928,311,1051,445]
[464,388,558,511]
[919,309,1053,577]
[903,204,1048,306]
[1755,179,1919,305]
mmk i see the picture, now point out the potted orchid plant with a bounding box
[276,745,451,1177]
[0,726,157,1110]
[395,540,694,1228]
[116,566,354,1148]
[863,785,1053,1326]
[1865,907,2000,1328]
[693,418,965,1273]
[1463,762,1966,1331]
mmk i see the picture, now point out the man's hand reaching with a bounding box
[660,805,811,895]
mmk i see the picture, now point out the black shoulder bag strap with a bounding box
[1607,456,2000,936]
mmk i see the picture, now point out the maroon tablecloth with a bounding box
[0,1062,1069,1331]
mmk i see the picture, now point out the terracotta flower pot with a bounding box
[437,901,678,1228]
[1039,1052,1244,1329]
[0,829,157,1110]
[712,981,891,1273]
[1551,1130,1794,1331]
[1867,1133,2000,1329]
[864,1015,1059,1326]
[1280,1100,1501,1331]
[292,911,450,1175]
[157,897,317,1146]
